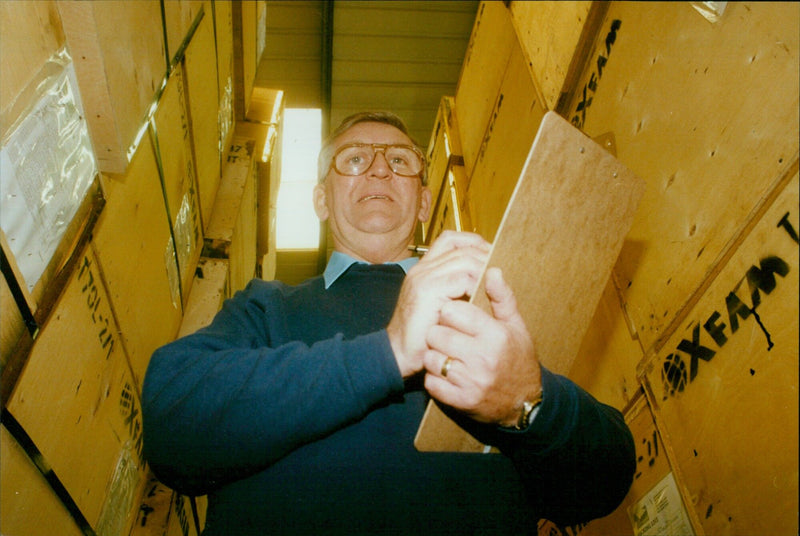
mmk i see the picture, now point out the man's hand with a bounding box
[386,231,490,378]
[422,266,542,427]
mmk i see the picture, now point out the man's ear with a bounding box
[313,183,329,221]
[417,186,432,223]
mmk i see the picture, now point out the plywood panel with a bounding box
[640,172,799,536]
[6,245,147,533]
[93,140,181,387]
[416,112,645,452]
[57,0,166,174]
[163,0,204,65]
[0,0,64,116]
[0,426,84,536]
[454,1,517,179]
[563,2,800,353]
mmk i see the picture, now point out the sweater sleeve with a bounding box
[446,367,636,526]
[141,280,405,496]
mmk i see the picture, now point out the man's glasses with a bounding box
[331,143,425,177]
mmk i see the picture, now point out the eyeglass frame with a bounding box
[328,142,426,179]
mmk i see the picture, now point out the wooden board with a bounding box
[57,0,166,174]
[162,0,204,66]
[6,244,147,533]
[0,0,64,117]
[183,2,222,234]
[465,38,546,241]
[93,135,182,388]
[415,111,645,452]
[639,171,799,536]
[563,2,800,353]
[0,425,84,536]
[153,64,204,309]
[423,96,463,243]
[178,257,229,338]
[213,0,235,168]
[454,1,517,179]
[509,1,606,112]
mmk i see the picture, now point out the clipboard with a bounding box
[414,111,645,452]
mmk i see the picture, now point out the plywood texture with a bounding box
[163,0,204,66]
[416,112,645,452]
[93,139,182,387]
[0,0,65,117]
[6,245,147,533]
[183,4,222,234]
[466,40,546,241]
[57,0,166,174]
[509,1,604,112]
[178,257,229,338]
[454,1,518,178]
[153,65,204,309]
[640,172,799,536]
[0,426,84,536]
[563,2,800,353]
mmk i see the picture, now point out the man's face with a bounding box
[314,122,431,263]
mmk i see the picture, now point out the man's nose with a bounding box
[366,151,391,179]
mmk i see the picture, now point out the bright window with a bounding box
[276,108,322,249]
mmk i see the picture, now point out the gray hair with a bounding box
[317,111,427,185]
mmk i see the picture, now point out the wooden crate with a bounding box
[182,1,222,234]
[0,0,65,115]
[57,0,167,174]
[638,172,798,536]
[465,36,547,241]
[162,0,205,67]
[131,473,207,536]
[5,243,147,535]
[423,96,463,241]
[509,1,607,113]
[231,0,265,121]
[577,391,697,536]
[152,64,204,311]
[212,0,235,168]
[561,2,800,353]
[454,1,518,179]
[93,133,182,388]
[203,135,258,295]
[178,257,230,338]
[0,425,85,536]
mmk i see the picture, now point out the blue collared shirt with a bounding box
[323,251,419,289]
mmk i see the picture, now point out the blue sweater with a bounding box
[142,263,635,535]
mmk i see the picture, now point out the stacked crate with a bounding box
[426,2,798,535]
[0,2,273,535]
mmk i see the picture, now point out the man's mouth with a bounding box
[359,195,391,202]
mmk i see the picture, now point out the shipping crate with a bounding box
[57,0,167,174]
[182,1,223,234]
[232,0,266,121]
[638,172,799,536]
[0,0,65,115]
[425,162,471,244]
[577,391,697,536]
[423,96,464,242]
[5,243,148,535]
[131,473,207,536]
[93,133,182,388]
[178,257,230,338]
[454,1,518,179]
[0,425,85,536]
[465,37,546,241]
[152,64,204,311]
[509,1,608,113]
[203,135,258,295]
[562,2,800,353]
[163,0,205,67]
[212,0,235,168]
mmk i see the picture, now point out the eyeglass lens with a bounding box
[334,144,423,177]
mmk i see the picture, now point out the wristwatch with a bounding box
[514,391,543,430]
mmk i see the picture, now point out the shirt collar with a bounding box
[323,251,418,289]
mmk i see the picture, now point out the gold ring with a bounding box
[441,357,453,378]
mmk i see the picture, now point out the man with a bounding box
[142,111,635,535]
